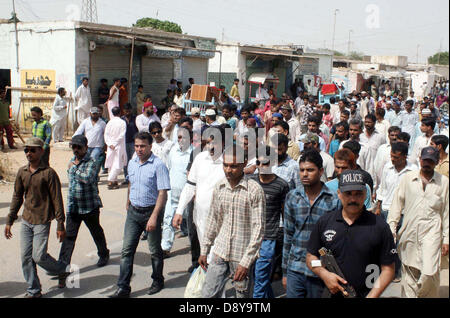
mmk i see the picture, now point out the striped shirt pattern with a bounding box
[283,183,340,277]
[201,176,266,269]
[250,175,290,240]
[272,156,301,190]
[127,153,171,208]
[32,119,52,148]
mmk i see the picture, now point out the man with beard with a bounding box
[388,147,449,297]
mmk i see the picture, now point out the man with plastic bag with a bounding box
[198,144,266,298]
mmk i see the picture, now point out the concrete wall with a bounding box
[0,21,76,128]
[208,44,245,97]
[371,56,408,68]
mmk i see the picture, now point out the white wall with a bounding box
[208,43,246,97]
[317,54,333,82]
[0,21,76,119]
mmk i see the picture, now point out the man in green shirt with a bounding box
[0,88,16,150]
[31,106,52,166]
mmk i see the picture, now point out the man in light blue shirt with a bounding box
[161,127,193,254]
[73,107,106,161]
[109,132,170,298]
[272,133,301,190]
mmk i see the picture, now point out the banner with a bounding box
[20,70,56,130]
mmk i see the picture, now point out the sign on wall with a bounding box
[20,69,56,130]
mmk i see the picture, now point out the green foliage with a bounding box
[333,51,345,56]
[348,51,365,61]
[428,52,449,65]
[133,17,182,34]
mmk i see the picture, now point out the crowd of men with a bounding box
[2,76,449,299]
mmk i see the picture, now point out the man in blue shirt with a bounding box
[282,150,340,298]
[161,127,193,254]
[109,132,170,298]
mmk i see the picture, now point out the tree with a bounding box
[333,50,345,57]
[348,51,365,61]
[133,18,182,34]
[428,52,449,65]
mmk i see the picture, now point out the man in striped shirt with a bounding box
[199,144,266,298]
[31,106,52,166]
[282,149,340,298]
[251,146,290,298]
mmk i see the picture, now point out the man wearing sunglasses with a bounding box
[251,146,290,298]
[57,135,109,288]
[6,137,67,298]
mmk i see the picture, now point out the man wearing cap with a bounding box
[57,135,110,287]
[388,147,449,297]
[6,137,67,298]
[280,104,301,143]
[73,107,107,175]
[190,107,203,134]
[205,109,220,127]
[307,170,396,298]
[136,102,160,133]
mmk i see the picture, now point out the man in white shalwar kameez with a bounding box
[172,126,226,262]
[388,147,449,298]
[74,78,93,125]
[104,107,127,189]
[50,87,68,143]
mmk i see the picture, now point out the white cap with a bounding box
[205,109,216,116]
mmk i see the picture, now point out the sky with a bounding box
[1,0,449,63]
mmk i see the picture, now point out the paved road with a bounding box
[0,144,448,298]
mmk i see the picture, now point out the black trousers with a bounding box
[186,202,200,267]
[59,208,109,265]
[41,147,50,167]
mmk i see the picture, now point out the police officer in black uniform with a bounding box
[306,170,397,298]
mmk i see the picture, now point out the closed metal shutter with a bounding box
[89,46,130,107]
[182,57,208,88]
[141,57,173,107]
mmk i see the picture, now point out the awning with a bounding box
[241,49,301,59]
[248,73,279,84]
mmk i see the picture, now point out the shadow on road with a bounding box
[0,202,11,209]
[44,274,118,298]
[0,281,28,297]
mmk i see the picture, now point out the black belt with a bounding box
[131,204,155,213]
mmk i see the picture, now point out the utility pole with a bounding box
[347,29,353,56]
[438,38,443,65]
[11,0,19,73]
[221,28,225,42]
[331,9,339,52]
[81,0,98,23]
[416,44,420,64]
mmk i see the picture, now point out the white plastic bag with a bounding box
[184,267,206,298]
